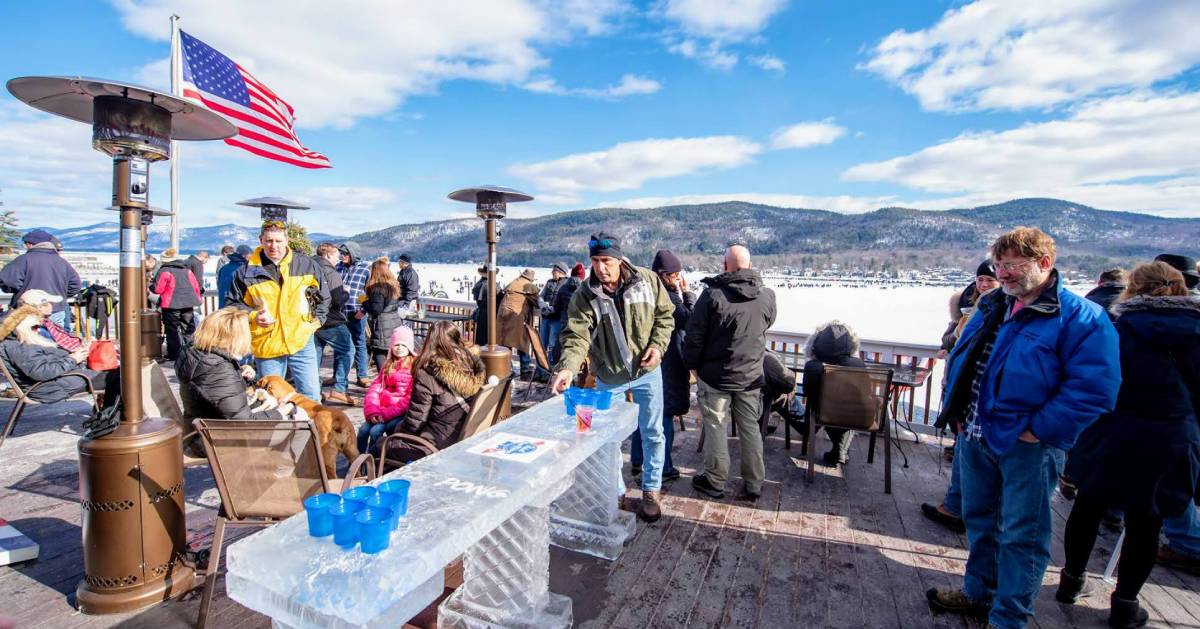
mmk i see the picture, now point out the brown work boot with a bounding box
[355,377,372,389]
[323,391,357,406]
[638,491,662,523]
[926,587,990,619]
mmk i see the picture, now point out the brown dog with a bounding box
[255,375,359,479]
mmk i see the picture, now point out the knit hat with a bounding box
[571,263,586,278]
[235,245,253,256]
[552,261,569,276]
[1154,253,1200,289]
[588,232,622,258]
[390,326,415,353]
[397,253,413,264]
[652,250,682,274]
[22,229,54,245]
[975,260,997,279]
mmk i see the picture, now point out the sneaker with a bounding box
[926,588,990,619]
[1158,544,1200,576]
[736,487,761,502]
[822,450,848,466]
[638,491,662,523]
[323,391,357,406]
[1055,569,1094,604]
[691,474,725,499]
[355,378,371,389]
[921,502,966,533]
[662,468,681,482]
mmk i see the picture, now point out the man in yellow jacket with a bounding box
[226,221,330,399]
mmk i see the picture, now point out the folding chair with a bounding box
[0,359,98,454]
[192,418,374,629]
[804,364,895,493]
[522,324,552,402]
[377,376,512,472]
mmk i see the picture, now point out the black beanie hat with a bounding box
[588,232,622,258]
[975,260,997,279]
[652,250,682,274]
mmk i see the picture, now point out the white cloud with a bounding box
[522,73,662,98]
[748,54,785,72]
[508,135,763,199]
[298,187,397,212]
[659,0,788,69]
[770,120,846,150]
[842,91,1200,215]
[862,0,1200,112]
[604,192,894,213]
[114,0,631,129]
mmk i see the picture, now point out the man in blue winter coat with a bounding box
[0,229,81,330]
[927,226,1121,629]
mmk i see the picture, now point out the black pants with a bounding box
[1064,491,1163,599]
[161,308,196,361]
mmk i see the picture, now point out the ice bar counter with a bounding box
[225,397,639,628]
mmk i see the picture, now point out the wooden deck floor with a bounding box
[3,374,1199,628]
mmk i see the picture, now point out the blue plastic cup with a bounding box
[563,388,578,416]
[365,491,402,530]
[330,501,362,548]
[355,507,392,554]
[378,479,410,519]
[302,493,340,537]
[342,485,377,510]
[594,390,613,411]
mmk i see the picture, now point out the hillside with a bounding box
[40,198,1200,275]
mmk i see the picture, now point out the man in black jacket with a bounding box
[314,243,356,406]
[184,250,210,294]
[397,253,420,309]
[683,245,776,500]
[0,229,81,330]
[1084,268,1126,315]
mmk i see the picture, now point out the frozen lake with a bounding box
[68,255,1090,346]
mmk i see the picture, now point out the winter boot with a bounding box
[1108,593,1149,628]
[1054,570,1094,604]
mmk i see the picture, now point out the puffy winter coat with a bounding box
[364,362,415,420]
[315,256,348,328]
[557,262,675,386]
[941,270,1121,454]
[216,253,246,309]
[0,247,81,313]
[398,265,420,305]
[227,248,329,359]
[363,287,404,352]
[151,259,202,310]
[1068,295,1200,516]
[682,268,777,391]
[174,345,283,421]
[662,287,695,417]
[802,321,867,415]
[0,339,90,403]
[398,353,486,449]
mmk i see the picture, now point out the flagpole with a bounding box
[168,14,182,254]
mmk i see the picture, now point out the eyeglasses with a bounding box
[262,220,287,230]
[990,259,1037,273]
[589,238,614,248]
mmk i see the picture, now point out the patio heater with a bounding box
[447,186,533,410]
[111,205,173,359]
[235,196,310,223]
[6,76,235,614]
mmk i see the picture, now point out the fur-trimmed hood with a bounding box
[1110,294,1200,317]
[0,304,55,347]
[428,356,485,399]
[803,320,860,361]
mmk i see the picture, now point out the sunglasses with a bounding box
[262,220,287,230]
[589,238,614,248]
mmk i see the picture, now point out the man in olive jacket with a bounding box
[552,232,676,523]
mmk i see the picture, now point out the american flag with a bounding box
[179,30,331,169]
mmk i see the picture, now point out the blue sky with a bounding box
[2,0,1199,235]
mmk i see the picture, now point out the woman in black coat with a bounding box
[802,320,866,466]
[1057,262,1200,627]
[363,259,405,373]
[175,307,286,422]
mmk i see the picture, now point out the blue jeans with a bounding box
[345,316,369,381]
[538,318,562,373]
[942,434,963,518]
[257,336,320,400]
[960,437,1064,629]
[358,417,402,455]
[1164,505,1200,559]
[630,412,675,474]
[596,369,665,492]
[314,324,353,393]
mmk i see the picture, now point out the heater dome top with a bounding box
[6,76,235,141]
[447,186,533,204]
[236,197,311,210]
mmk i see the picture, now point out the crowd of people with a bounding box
[1,218,1196,629]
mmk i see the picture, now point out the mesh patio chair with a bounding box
[376,376,512,472]
[804,364,895,493]
[192,418,375,629]
[0,358,99,455]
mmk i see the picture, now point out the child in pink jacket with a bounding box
[359,326,417,454]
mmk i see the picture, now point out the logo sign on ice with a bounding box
[468,432,560,464]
